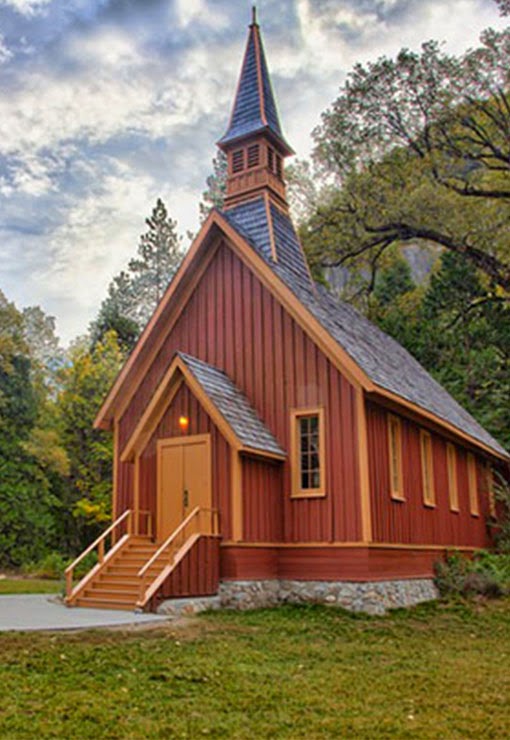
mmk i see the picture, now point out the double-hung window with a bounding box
[420,430,435,507]
[388,415,404,500]
[291,408,325,498]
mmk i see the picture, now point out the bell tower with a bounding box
[217,7,294,212]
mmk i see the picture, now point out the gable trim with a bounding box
[120,354,286,463]
[95,215,222,430]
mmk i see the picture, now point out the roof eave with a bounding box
[217,125,294,157]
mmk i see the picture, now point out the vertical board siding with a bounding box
[160,536,220,598]
[242,456,283,541]
[139,383,232,540]
[367,402,490,547]
[117,241,362,543]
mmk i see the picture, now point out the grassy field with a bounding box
[0,578,62,595]
[0,599,509,739]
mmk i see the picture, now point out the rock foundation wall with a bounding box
[218,578,438,615]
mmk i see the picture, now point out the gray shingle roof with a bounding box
[178,352,285,458]
[217,20,291,152]
[221,197,508,458]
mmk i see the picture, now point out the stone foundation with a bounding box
[157,595,221,618]
[219,578,438,615]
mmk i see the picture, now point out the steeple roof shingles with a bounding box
[218,16,292,153]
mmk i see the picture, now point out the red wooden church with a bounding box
[66,12,508,613]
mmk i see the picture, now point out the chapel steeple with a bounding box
[218,7,294,211]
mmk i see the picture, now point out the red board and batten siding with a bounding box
[366,401,490,548]
[116,240,363,543]
[159,536,220,599]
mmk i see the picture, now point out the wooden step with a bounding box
[92,579,141,592]
[85,588,139,601]
[75,597,136,611]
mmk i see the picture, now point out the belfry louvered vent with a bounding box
[247,144,260,168]
[232,149,244,173]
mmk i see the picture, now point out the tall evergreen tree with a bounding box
[91,198,183,348]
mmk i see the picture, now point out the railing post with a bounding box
[66,569,73,598]
[98,539,105,563]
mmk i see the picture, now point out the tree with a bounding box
[91,198,183,347]
[55,331,124,552]
[0,291,57,566]
[199,150,228,221]
[367,252,510,450]
[307,24,510,292]
[91,271,140,352]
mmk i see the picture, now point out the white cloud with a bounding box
[0,35,12,64]
[174,0,229,30]
[0,0,50,17]
[0,0,507,342]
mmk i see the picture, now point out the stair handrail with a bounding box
[139,506,200,580]
[137,506,218,606]
[65,508,133,598]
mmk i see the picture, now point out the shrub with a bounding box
[491,472,510,553]
[434,550,510,598]
[22,551,67,580]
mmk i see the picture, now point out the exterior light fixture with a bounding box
[179,416,189,434]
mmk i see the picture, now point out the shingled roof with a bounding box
[221,197,507,458]
[217,10,292,154]
[177,352,285,458]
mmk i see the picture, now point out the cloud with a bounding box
[0,0,507,343]
[0,0,50,17]
[0,35,12,63]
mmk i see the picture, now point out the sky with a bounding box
[0,0,506,344]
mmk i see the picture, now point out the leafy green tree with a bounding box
[307,24,510,292]
[55,331,124,552]
[0,292,57,566]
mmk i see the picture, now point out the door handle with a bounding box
[183,489,189,507]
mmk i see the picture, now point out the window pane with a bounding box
[296,412,322,493]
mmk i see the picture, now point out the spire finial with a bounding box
[251,5,258,26]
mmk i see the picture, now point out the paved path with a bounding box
[0,594,169,632]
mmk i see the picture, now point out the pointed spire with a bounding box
[218,11,293,155]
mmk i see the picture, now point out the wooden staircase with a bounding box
[65,507,220,612]
[73,537,159,611]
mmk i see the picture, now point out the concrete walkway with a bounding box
[0,594,169,632]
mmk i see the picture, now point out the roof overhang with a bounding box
[120,353,286,463]
[95,208,508,462]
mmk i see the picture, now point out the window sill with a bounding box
[423,501,436,509]
[391,494,406,503]
[291,491,327,500]
[470,512,480,518]
[450,507,460,514]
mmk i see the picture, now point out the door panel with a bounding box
[183,441,211,533]
[158,444,183,541]
[157,435,211,542]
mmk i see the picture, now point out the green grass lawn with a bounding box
[0,578,62,595]
[0,599,509,739]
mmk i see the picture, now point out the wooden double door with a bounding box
[157,434,211,542]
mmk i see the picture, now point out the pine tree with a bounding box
[90,199,183,347]
[199,151,227,221]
